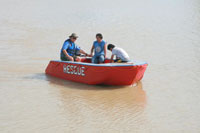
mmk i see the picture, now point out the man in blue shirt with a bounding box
[60,33,88,62]
[89,33,107,64]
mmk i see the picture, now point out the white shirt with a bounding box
[112,47,130,61]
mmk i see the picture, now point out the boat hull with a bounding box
[45,60,147,85]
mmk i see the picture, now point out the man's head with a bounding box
[69,33,78,42]
[107,44,115,51]
[96,33,103,42]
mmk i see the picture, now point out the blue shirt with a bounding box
[60,39,80,57]
[93,40,106,57]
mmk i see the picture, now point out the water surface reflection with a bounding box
[45,74,147,132]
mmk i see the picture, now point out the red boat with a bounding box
[45,57,148,86]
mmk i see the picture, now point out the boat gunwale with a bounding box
[51,60,148,67]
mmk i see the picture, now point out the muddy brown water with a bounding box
[0,0,200,132]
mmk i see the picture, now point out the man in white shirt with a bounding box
[107,44,130,63]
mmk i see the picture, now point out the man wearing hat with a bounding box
[60,33,88,62]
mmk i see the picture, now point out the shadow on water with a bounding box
[48,75,143,91]
[25,72,143,90]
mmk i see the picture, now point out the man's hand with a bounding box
[67,56,74,61]
[110,55,114,63]
[88,54,93,57]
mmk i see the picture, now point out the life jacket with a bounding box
[64,39,76,56]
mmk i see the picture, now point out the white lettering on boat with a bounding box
[63,64,85,76]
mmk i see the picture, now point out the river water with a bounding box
[0,0,200,132]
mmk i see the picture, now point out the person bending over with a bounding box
[107,44,130,63]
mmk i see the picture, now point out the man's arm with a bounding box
[80,49,88,56]
[90,45,94,57]
[104,44,107,58]
[62,41,70,57]
[63,50,73,61]
[62,42,74,61]
[110,54,114,63]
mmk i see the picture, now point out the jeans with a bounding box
[92,55,105,64]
